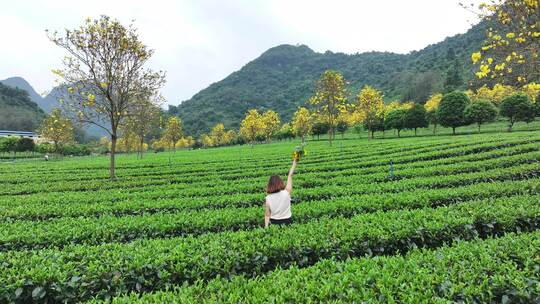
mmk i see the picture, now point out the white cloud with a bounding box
[0,0,481,105]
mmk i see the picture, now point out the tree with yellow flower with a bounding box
[291,107,312,143]
[39,108,74,152]
[176,136,195,149]
[206,123,236,147]
[223,130,237,145]
[308,70,349,145]
[48,16,165,180]
[240,109,265,146]
[200,134,214,148]
[424,93,443,133]
[261,110,281,142]
[209,123,227,146]
[162,117,183,152]
[114,130,142,153]
[472,84,516,105]
[466,0,539,86]
[355,85,385,139]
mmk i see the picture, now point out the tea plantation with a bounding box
[1,129,539,303]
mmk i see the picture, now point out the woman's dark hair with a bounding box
[267,175,285,194]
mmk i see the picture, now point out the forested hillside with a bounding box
[0,77,58,113]
[0,83,45,131]
[172,22,486,135]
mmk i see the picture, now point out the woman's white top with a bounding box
[266,190,292,219]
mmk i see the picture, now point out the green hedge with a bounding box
[0,136,535,196]
[102,230,540,303]
[1,179,538,250]
[1,195,539,303]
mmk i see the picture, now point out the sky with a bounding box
[0,0,481,106]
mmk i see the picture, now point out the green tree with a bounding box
[276,123,294,141]
[353,124,363,139]
[437,91,471,135]
[308,70,348,145]
[336,120,349,139]
[48,16,165,180]
[16,138,35,153]
[499,93,536,132]
[0,137,19,157]
[443,59,464,93]
[385,109,407,137]
[464,100,498,133]
[404,103,428,136]
[311,120,330,141]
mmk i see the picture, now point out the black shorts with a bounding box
[270,217,292,226]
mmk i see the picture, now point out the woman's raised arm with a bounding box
[285,159,297,194]
[264,201,271,228]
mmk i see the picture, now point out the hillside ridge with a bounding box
[171,22,485,135]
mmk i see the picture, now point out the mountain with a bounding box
[0,77,108,139]
[0,82,45,131]
[47,85,109,139]
[0,77,58,113]
[172,22,486,135]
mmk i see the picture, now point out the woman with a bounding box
[264,158,297,228]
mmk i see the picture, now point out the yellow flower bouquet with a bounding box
[292,145,307,161]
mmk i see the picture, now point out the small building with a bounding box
[0,130,40,142]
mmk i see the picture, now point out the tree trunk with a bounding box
[433,124,437,134]
[414,128,417,136]
[110,134,117,181]
[452,127,456,135]
[478,124,481,133]
[508,120,514,132]
[139,137,144,159]
[397,129,401,138]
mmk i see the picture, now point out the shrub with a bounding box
[437,91,470,135]
[499,93,535,132]
[464,100,498,133]
[404,103,428,136]
[385,109,407,137]
[16,138,35,152]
